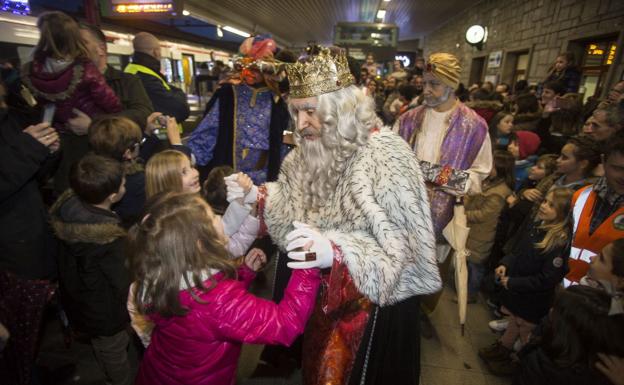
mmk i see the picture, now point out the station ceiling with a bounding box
[186,0,476,47]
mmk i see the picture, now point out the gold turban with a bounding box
[426,53,461,89]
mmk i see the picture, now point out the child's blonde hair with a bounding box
[34,11,89,60]
[128,192,235,317]
[535,187,574,253]
[145,150,189,198]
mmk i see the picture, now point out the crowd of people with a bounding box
[1,9,623,385]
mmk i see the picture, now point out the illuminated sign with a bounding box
[606,44,617,65]
[113,3,172,13]
[587,44,604,55]
[104,0,180,16]
[1,0,30,15]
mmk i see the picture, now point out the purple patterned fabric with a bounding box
[398,103,488,240]
[0,270,56,385]
[188,86,280,185]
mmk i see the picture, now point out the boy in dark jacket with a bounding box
[50,154,130,385]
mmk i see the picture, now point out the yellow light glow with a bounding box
[113,3,173,14]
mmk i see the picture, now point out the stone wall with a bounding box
[423,0,624,88]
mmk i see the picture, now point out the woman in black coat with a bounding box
[0,79,60,385]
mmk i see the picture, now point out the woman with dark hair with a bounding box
[514,285,624,385]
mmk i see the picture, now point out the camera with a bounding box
[153,115,169,140]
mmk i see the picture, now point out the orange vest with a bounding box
[565,185,624,286]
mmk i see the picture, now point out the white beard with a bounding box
[298,136,340,209]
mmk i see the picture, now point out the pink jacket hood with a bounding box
[135,265,320,385]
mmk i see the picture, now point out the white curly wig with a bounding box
[289,85,379,209]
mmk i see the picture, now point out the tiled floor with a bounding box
[36,262,511,385]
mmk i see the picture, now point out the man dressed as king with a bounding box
[395,53,492,312]
[227,48,441,384]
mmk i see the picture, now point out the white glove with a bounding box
[286,221,334,269]
[224,174,244,203]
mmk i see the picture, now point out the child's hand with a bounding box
[596,353,624,385]
[522,188,543,202]
[244,248,267,272]
[506,194,518,207]
[237,173,253,194]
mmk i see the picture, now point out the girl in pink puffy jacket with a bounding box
[128,192,320,385]
[22,11,121,129]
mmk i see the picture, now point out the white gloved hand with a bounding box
[224,174,244,203]
[286,221,334,269]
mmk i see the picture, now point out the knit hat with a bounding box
[515,130,541,159]
[426,53,461,89]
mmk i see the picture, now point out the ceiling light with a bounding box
[182,10,190,16]
[384,0,391,2]
[217,25,223,38]
[223,25,251,38]
[376,10,386,20]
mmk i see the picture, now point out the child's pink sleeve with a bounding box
[208,268,320,346]
[83,61,122,113]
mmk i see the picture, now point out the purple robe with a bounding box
[397,102,488,240]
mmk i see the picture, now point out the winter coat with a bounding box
[0,109,57,279]
[499,223,570,323]
[541,67,582,95]
[128,52,190,123]
[112,162,145,227]
[465,180,512,264]
[51,65,153,196]
[465,100,503,124]
[50,191,130,336]
[135,266,320,385]
[22,57,121,127]
[513,343,612,385]
[514,156,538,191]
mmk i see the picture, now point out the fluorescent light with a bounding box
[384,0,391,2]
[217,25,223,38]
[182,10,190,16]
[376,10,386,20]
[223,25,251,38]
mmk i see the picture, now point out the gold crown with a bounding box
[285,47,355,98]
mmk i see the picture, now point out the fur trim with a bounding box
[124,161,144,176]
[21,61,84,102]
[264,131,441,306]
[50,190,126,245]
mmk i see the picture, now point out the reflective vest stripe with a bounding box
[569,246,595,263]
[124,63,184,132]
[124,63,171,90]
[572,186,592,234]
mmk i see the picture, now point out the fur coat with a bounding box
[263,130,441,306]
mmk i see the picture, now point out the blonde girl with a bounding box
[480,187,574,374]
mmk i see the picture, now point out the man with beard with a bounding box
[227,48,441,384]
[395,53,492,314]
[188,35,291,184]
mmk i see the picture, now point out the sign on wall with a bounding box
[488,50,503,69]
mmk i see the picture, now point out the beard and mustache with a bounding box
[296,127,351,210]
[423,86,454,107]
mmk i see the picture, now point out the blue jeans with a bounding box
[467,261,486,296]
